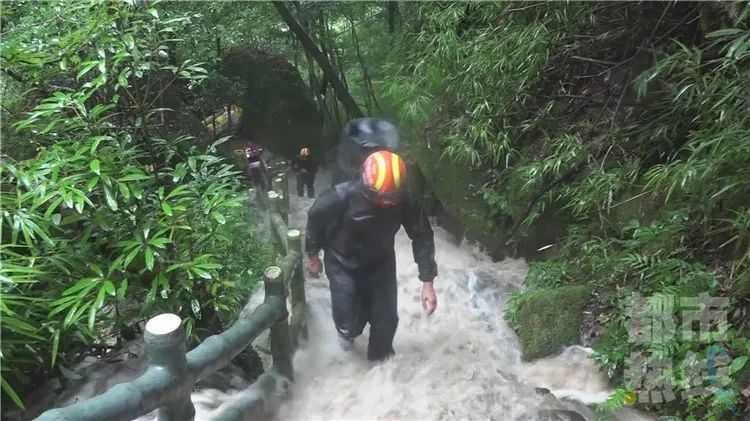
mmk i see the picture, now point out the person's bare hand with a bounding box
[306,254,322,277]
[421,281,437,315]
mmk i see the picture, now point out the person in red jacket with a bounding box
[305,150,438,362]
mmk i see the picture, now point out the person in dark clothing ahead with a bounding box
[305,150,438,362]
[245,142,265,190]
[293,147,318,198]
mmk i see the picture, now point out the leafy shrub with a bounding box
[0,1,270,409]
[384,2,750,417]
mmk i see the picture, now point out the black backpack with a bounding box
[331,118,400,187]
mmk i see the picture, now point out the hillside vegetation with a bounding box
[1,2,748,419]
[379,3,749,418]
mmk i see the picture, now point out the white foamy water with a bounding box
[31,170,650,421]
[199,171,652,421]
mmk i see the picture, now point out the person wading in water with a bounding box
[245,141,265,190]
[305,149,438,361]
[293,147,318,198]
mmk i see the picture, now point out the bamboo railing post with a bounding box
[144,313,195,421]
[272,177,288,224]
[264,266,293,380]
[268,191,281,216]
[262,188,271,241]
[287,229,307,346]
[36,161,306,421]
[267,192,284,258]
[276,171,289,214]
[248,187,259,208]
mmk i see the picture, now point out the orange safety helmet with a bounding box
[362,150,407,207]
[300,147,311,157]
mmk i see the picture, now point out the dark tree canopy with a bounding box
[221,48,324,158]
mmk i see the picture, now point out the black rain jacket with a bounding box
[305,181,438,282]
[292,156,318,175]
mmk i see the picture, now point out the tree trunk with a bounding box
[273,1,363,118]
[387,1,400,33]
[317,11,337,96]
[319,12,350,95]
[333,46,349,92]
[292,38,299,68]
[348,16,379,112]
[328,88,342,129]
[305,51,338,148]
[297,4,340,140]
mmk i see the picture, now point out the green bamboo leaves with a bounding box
[0,0,265,410]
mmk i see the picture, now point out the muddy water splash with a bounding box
[261,172,650,421]
[171,171,650,420]
[14,172,653,421]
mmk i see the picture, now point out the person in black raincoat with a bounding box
[245,142,265,190]
[292,147,318,198]
[305,149,438,362]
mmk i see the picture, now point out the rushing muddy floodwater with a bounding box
[23,170,651,421]
[207,171,650,421]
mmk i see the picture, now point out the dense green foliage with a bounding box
[377,2,750,419]
[2,1,749,419]
[1,0,270,410]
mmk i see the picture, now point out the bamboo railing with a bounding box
[37,164,305,421]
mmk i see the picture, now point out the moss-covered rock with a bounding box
[515,285,591,361]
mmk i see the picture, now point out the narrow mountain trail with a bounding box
[25,169,651,421]
[259,170,652,421]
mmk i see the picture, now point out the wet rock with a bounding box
[195,363,250,391]
[405,134,505,258]
[535,387,552,395]
[537,409,588,421]
[433,203,465,246]
[581,297,611,347]
[514,286,591,360]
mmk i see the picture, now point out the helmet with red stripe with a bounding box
[362,150,407,207]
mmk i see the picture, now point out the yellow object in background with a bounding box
[623,390,638,406]
[203,105,243,133]
[233,149,248,170]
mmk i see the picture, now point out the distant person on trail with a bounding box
[293,147,318,198]
[305,149,438,362]
[245,142,265,190]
